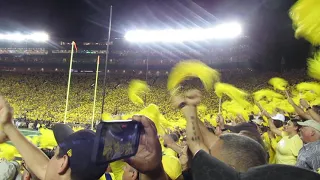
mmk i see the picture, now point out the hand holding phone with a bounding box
[125,115,163,175]
[92,120,142,164]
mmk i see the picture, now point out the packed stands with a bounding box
[0,69,308,124]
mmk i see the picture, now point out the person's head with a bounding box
[283,119,301,135]
[312,105,320,115]
[298,120,320,143]
[271,113,285,128]
[210,133,267,172]
[45,124,108,180]
[122,164,139,180]
[239,130,265,149]
[273,120,284,128]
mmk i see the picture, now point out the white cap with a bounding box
[271,113,285,122]
[297,120,320,132]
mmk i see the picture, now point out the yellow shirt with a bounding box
[262,132,282,164]
[275,133,303,165]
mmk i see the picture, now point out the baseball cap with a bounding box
[297,120,320,132]
[271,113,285,122]
[191,150,320,180]
[52,124,108,180]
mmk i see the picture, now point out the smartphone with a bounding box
[92,120,142,164]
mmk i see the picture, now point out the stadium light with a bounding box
[0,32,49,42]
[124,22,242,43]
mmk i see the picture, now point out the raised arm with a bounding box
[300,99,320,123]
[197,118,219,150]
[163,134,184,154]
[0,96,48,180]
[172,90,209,155]
[256,101,282,136]
[285,91,312,120]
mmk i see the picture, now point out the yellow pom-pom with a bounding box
[311,98,320,106]
[278,100,295,113]
[222,100,251,119]
[0,144,18,161]
[167,60,220,92]
[301,91,317,102]
[307,52,320,80]
[128,80,149,106]
[296,82,320,95]
[253,89,284,102]
[290,0,320,45]
[214,82,250,108]
[137,104,165,135]
[38,128,57,149]
[214,82,248,99]
[268,77,288,91]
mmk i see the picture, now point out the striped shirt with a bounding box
[296,140,320,172]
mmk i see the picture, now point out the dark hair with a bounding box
[169,133,179,142]
[41,148,54,159]
[207,127,215,134]
[239,130,266,150]
[260,125,269,133]
[312,105,320,115]
[56,148,65,159]
[289,119,302,132]
[219,134,267,172]
[273,120,283,128]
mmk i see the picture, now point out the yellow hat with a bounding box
[110,160,126,180]
[162,155,182,180]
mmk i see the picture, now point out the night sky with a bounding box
[0,0,311,68]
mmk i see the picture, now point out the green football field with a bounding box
[6,129,40,146]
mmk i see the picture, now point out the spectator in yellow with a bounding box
[262,111,303,165]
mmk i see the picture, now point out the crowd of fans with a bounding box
[0,69,307,124]
[0,68,319,180]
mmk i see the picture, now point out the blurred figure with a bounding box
[0,160,21,180]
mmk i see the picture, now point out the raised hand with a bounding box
[285,90,295,105]
[0,96,13,143]
[163,134,175,147]
[185,89,202,106]
[126,115,162,174]
[300,99,310,109]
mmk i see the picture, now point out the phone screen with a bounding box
[92,120,142,164]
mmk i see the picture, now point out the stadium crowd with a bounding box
[0,69,307,124]
[0,67,319,180]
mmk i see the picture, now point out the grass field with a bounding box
[6,129,40,146]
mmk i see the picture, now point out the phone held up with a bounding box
[92,120,142,165]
